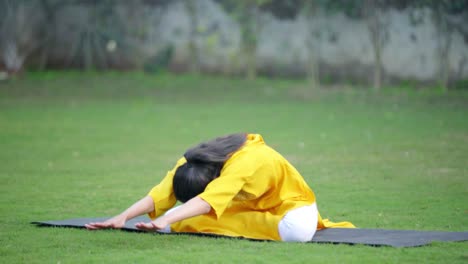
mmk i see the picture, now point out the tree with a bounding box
[302,0,320,89]
[318,0,390,90]
[184,0,200,73]
[217,0,271,80]
[37,0,71,70]
[385,0,468,91]
[42,0,171,71]
[60,0,121,70]
[363,0,389,91]
[0,0,43,75]
[409,0,468,92]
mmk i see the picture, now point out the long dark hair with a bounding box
[173,133,247,202]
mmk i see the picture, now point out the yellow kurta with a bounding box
[148,134,354,240]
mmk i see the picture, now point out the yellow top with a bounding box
[148,134,354,240]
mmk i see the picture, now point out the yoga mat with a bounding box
[32,216,468,247]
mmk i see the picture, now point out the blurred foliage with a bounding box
[216,0,305,20]
[315,0,468,18]
[143,45,174,74]
[214,0,274,79]
[411,0,468,15]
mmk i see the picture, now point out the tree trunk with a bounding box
[0,0,39,74]
[185,0,199,73]
[242,5,258,80]
[306,40,320,89]
[304,2,320,89]
[3,41,25,74]
[365,0,383,91]
[434,8,452,92]
[373,39,382,91]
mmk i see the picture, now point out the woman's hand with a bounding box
[85,215,126,230]
[135,218,169,232]
[135,196,211,232]
[85,196,155,231]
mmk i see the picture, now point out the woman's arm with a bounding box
[85,196,155,230]
[135,196,211,231]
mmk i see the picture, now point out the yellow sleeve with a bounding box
[198,152,268,219]
[317,213,356,230]
[147,157,186,220]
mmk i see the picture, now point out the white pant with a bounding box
[278,203,318,242]
[159,203,318,242]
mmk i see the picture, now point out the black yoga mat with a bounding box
[32,216,468,248]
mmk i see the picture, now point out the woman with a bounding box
[86,133,354,242]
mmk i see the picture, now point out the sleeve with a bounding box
[198,153,261,219]
[147,157,186,220]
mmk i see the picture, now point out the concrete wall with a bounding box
[6,0,465,83]
[154,0,467,83]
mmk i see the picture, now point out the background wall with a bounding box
[0,0,467,88]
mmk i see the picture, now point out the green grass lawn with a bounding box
[0,72,467,263]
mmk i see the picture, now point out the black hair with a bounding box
[173,133,247,203]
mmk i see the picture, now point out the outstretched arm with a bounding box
[135,196,211,231]
[85,196,155,230]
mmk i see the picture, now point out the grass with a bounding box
[0,72,467,263]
